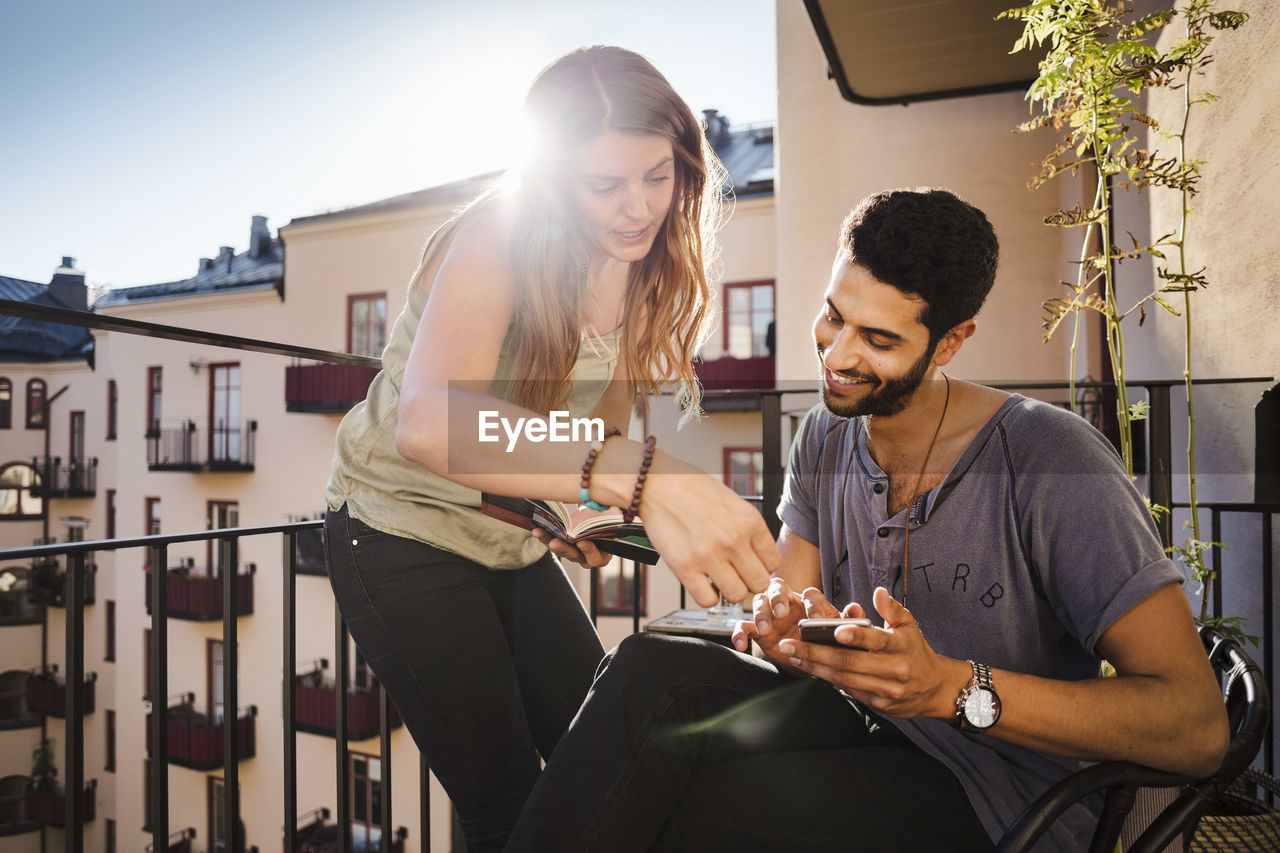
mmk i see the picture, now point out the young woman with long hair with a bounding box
[323,46,778,851]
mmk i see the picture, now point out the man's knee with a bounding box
[598,633,736,696]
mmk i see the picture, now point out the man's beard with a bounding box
[817,342,936,418]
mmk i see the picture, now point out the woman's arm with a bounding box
[392,203,776,604]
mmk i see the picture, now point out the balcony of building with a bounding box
[145,561,255,621]
[0,775,40,837]
[0,567,43,625]
[285,362,379,413]
[29,456,98,499]
[146,419,257,472]
[27,555,96,608]
[293,806,406,853]
[0,669,40,730]
[25,778,97,829]
[146,697,257,771]
[143,826,196,853]
[291,517,328,577]
[293,660,403,741]
[26,667,96,718]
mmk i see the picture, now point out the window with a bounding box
[350,752,386,849]
[142,757,151,831]
[106,489,116,539]
[106,379,117,439]
[207,501,239,575]
[26,378,47,429]
[105,600,116,661]
[724,281,775,358]
[0,377,10,428]
[69,410,85,468]
[596,558,647,617]
[209,777,228,852]
[208,638,225,722]
[142,628,152,701]
[143,497,160,569]
[146,367,162,434]
[348,293,388,358]
[105,709,116,771]
[724,447,764,501]
[0,462,42,519]
[208,363,241,463]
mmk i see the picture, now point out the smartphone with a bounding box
[798,617,872,647]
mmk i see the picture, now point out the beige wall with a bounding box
[774,1,1073,387]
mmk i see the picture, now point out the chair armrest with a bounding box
[996,762,1195,853]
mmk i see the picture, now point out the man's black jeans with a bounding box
[506,632,993,852]
[324,505,604,852]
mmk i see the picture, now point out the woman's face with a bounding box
[570,130,677,265]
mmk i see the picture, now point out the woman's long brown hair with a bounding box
[409,45,724,420]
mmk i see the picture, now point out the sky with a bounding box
[0,0,777,289]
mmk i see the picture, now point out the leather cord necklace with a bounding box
[874,373,951,611]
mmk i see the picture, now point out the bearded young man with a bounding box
[505,189,1227,852]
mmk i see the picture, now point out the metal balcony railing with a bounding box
[294,660,404,741]
[28,558,96,608]
[146,696,257,770]
[285,362,380,413]
[29,456,98,498]
[2,296,1275,852]
[694,354,776,391]
[0,582,43,625]
[146,419,257,471]
[25,779,97,828]
[26,667,96,717]
[144,563,255,621]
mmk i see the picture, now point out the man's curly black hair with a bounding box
[840,188,999,346]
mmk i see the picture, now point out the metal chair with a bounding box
[996,625,1272,853]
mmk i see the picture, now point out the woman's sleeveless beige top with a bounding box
[325,221,621,570]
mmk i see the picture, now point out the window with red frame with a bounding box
[26,378,46,429]
[106,379,117,439]
[723,281,775,358]
[596,558,647,617]
[724,447,764,503]
[0,377,11,428]
[348,293,388,358]
[146,367,162,434]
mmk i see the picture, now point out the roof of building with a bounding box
[0,271,95,363]
[286,115,775,229]
[94,216,283,308]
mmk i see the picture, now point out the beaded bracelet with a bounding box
[578,426,622,511]
[622,435,657,524]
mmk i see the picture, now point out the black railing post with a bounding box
[633,560,642,636]
[1263,511,1274,778]
[335,603,350,853]
[283,532,298,853]
[65,549,85,852]
[1147,384,1173,547]
[150,543,169,853]
[589,566,599,626]
[380,686,392,853]
[761,392,783,539]
[1211,510,1223,620]
[222,536,240,851]
[420,757,431,853]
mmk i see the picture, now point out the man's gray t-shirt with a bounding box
[779,394,1183,848]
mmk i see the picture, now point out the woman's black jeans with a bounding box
[324,505,605,852]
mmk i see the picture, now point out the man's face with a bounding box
[812,255,936,418]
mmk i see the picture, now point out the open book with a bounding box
[480,493,659,564]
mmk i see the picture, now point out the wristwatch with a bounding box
[955,660,1002,732]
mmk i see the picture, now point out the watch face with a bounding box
[964,688,998,728]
